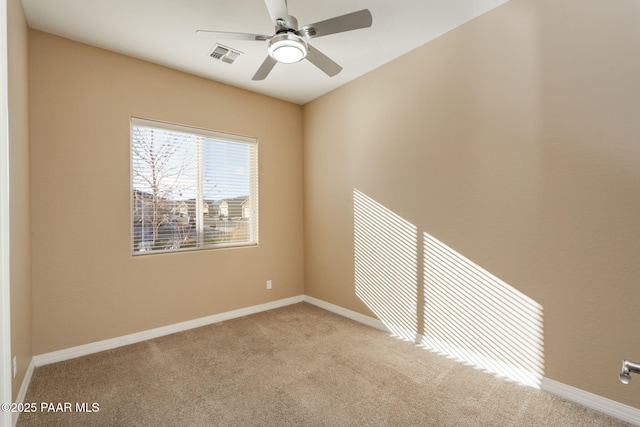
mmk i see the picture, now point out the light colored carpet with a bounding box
[18,303,630,426]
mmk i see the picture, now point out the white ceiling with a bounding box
[21,0,511,105]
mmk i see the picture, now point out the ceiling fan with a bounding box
[196,0,373,81]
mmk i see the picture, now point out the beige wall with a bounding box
[8,0,32,399]
[303,0,640,409]
[29,31,304,355]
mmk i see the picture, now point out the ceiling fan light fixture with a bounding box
[268,33,308,63]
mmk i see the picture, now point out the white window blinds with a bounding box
[131,118,258,254]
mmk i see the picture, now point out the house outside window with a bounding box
[131,118,258,254]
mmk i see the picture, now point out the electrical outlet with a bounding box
[12,356,16,378]
[266,280,272,290]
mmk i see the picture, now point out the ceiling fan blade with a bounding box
[252,56,278,80]
[306,45,342,77]
[300,9,372,39]
[264,0,291,28]
[196,30,269,41]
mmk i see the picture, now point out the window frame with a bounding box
[130,117,259,255]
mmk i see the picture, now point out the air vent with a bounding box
[209,44,243,64]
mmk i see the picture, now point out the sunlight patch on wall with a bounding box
[422,233,544,387]
[354,189,418,341]
[352,189,544,388]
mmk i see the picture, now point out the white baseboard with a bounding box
[34,295,304,367]
[302,295,388,332]
[541,377,640,426]
[12,357,35,427]
[304,295,640,427]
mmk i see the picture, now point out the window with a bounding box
[131,118,258,254]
